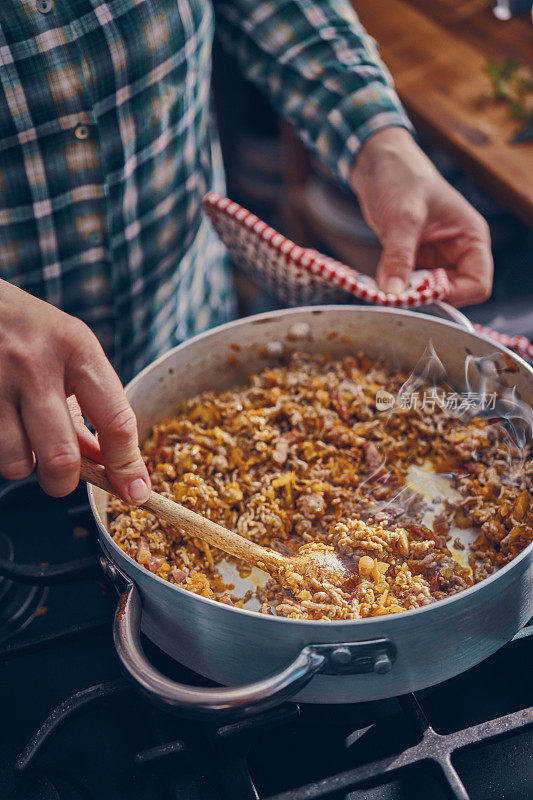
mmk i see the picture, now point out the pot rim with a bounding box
[88,305,533,628]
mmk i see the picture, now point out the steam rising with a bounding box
[375,341,532,511]
[397,340,530,417]
[465,350,532,484]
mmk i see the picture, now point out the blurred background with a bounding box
[212,0,533,338]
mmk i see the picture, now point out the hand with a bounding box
[350,128,493,306]
[0,280,151,503]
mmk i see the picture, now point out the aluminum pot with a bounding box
[89,306,533,718]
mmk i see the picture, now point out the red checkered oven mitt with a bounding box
[203,191,533,363]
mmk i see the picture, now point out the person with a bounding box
[0,0,492,505]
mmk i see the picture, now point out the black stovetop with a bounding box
[0,478,531,800]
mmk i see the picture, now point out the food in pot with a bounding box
[108,351,532,620]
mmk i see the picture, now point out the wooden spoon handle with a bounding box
[80,456,281,569]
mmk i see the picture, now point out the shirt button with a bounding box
[88,230,103,245]
[36,0,53,13]
[74,124,90,140]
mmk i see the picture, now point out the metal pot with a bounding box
[89,306,533,718]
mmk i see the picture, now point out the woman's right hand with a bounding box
[0,280,151,503]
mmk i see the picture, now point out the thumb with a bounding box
[376,226,421,295]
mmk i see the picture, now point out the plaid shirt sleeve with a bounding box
[214,0,414,184]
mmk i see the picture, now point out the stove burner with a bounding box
[0,477,530,800]
[0,478,99,586]
[14,772,87,800]
[11,626,532,800]
[0,530,47,644]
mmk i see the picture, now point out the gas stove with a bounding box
[0,477,531,800]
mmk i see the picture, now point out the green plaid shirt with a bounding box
[0,0,411,382]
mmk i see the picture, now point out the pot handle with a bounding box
[101,557,396,719]
[431,301,474,333]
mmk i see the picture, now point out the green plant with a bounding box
[485,60,533,123]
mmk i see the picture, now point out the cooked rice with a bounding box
[108,351,533,621]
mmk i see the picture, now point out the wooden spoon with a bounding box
[81,456,350,592]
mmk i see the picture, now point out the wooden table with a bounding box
[354,0,533,226]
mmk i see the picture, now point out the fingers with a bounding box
[67,395,102,463]
[375,201,492,306]
[446,263,492,306]
[0,286,146,502]
[0,403,35,481]
[375,214,423,295]
[19,390,81,497]
[66,325,150,505]
[446,233,493,308]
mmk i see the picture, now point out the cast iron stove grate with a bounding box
[0,477,531,800]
